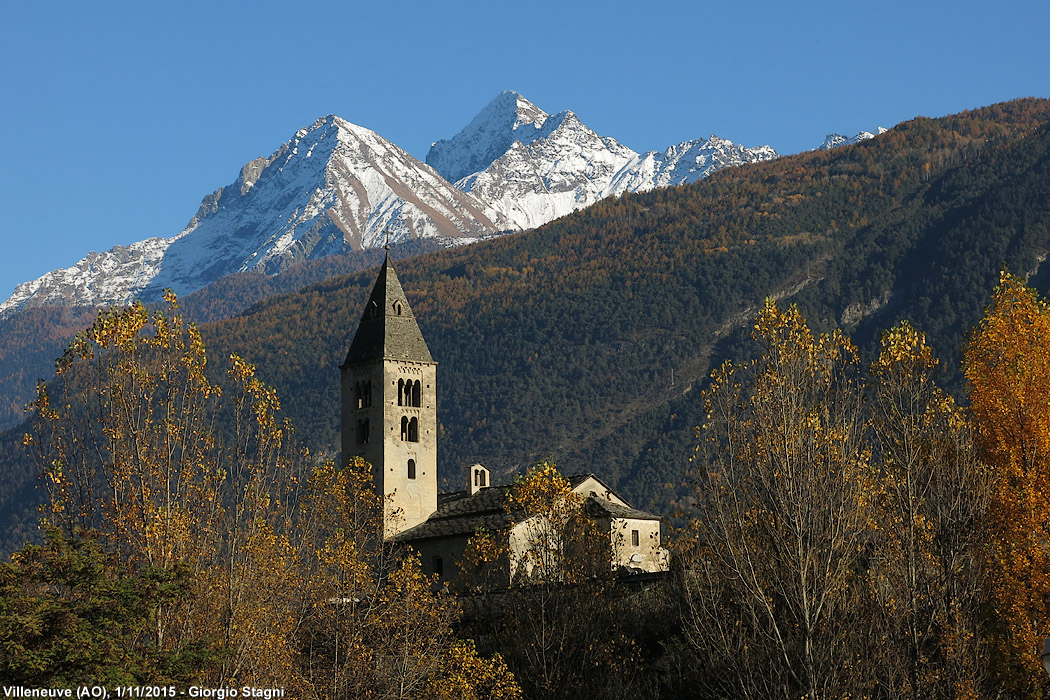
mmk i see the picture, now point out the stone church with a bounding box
[340,254,667,582]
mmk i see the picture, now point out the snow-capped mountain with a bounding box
[428,91,778,230]
[428,91,552,184]
[432,99,640,230]
[608,136,778,197]
[1,116,507,316]
[818,127,889,150]
[1,91,789,318]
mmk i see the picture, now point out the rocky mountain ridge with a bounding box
[818,127,890,150]
[428,92,780,230]
[0,116,507,316]
[0,92,881,319]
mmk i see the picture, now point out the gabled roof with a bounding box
[342,254,434,367]
[394,485,512,541]
[581,497,661,522]
[393,473,661,543]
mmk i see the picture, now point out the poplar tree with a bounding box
[683,299,869,700]
[965,272,1050,699]
[866,322,988,699]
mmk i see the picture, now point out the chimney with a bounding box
[468,463,490,496]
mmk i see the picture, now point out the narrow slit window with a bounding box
[408,459,416,480]
[631,529,640,547]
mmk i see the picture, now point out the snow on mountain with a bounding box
[429,91,778,230]
[441,105,640,230]
[818,127,889,150]
[2,91,794,319]
[0,116,507,317]
[608,137,779,196]
[427,91,551,184]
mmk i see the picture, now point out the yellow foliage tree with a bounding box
[684,299,870,700]
[297,456,520,700]
[867,321,988,699]
[25,294,310,689]
[420,639,521,700]
[965,272,1050,699]
[24,294,513,698]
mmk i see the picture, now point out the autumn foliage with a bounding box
[13,294,519,698]
[965,272,1050,699]
[681,301,992,700]
[13,268,1050,698]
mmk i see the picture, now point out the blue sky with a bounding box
[1,0,1047,300]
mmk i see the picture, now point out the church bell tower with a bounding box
[340,253,437,538]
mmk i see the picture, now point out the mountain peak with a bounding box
[0,113,509,318]
[487,90,547,130]
[818,127,889,150]
[426,91,551,183]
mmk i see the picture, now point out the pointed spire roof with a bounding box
[342,254,434,366]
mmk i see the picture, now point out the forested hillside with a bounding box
[201,98,1050,509]
[0,238,445,431]
[4,98,1050,551]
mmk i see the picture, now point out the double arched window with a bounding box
[400,416,419,442]
[355,380,372,409]
[397,379,422,407]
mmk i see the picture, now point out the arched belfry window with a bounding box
[356,380,372,409]
[400,416,409,441]
[397,379,405,407]
[408,417,419,442]
[393,301,404,315]
[412,380,421,407]
[408,459,416,479]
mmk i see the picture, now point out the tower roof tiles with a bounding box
[342,254,434,366]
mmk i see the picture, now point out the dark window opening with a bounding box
[393,301,403,315]
[397,378,404,406]
[407,417,419,442]
[356,380,372,409]
[356,419,369,445]
[408,459,416,480]
[631,530,640,547]
[400,416,408,441]
[412,380,421,407]
[474,469,487,487]
[432,556,444,577]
